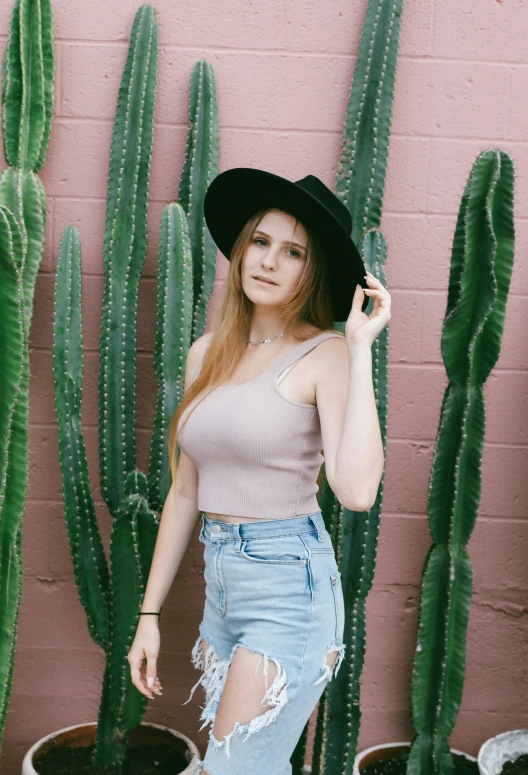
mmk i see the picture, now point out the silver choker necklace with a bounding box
[246,332,285,346]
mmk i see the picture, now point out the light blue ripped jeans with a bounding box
[182,510,346,775]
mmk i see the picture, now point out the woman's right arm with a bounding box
[127,333,211,699]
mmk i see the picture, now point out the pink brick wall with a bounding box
[1,0,527,770]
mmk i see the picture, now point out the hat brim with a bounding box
[204,167,368,319]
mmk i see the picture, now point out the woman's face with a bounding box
[242,210,308,306]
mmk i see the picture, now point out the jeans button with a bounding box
[213,524,220,533]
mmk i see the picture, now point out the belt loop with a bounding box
[232,523,242,552]
[310,512,324,542]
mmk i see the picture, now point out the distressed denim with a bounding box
[183,510,346,775]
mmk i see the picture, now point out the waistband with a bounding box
[199,510,325,541]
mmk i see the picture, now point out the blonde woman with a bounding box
[127,167,390,774]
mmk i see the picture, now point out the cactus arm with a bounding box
[147,203,193,512]
[18,0,46,172]
[407,150,515,775]
[98,4,158,518]
[20,171,45,334]
[2,0,54,173]
[52,226,110,651]
[335,0,404,244]
[1,0,23,168]
[0,206,26,749]
[34,0,54,172]
[0,169,45,339]
[0,207,24,508]
[178,60,219,343]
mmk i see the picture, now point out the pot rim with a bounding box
[478,728,528,775]
[21,720,200,774]
[353,740,478,774]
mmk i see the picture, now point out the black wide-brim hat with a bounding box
[203,167,368,321]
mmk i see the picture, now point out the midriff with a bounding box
[202,511,313,524]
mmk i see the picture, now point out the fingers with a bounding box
[353,283,365,305]
[364,271,389,294]
[364,271,391,313]
[128,653,163,699]
[146,657,158,691]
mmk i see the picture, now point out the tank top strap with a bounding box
[264,330,345,382]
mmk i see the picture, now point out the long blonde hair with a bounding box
[166,206,344,490]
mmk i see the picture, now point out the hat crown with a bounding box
[294,175,352,235]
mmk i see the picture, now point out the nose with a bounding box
[261,246,280,268]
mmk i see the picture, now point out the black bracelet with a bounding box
[139,611,161,616]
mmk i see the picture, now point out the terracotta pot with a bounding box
[21,721,200,775]
[478,729,528,775]
[353,741,478,774]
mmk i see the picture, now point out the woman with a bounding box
[127,167,390,774]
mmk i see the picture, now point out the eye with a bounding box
[253,238,301,258]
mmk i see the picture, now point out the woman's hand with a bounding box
[345,270,391,348]
[127,618,163,700]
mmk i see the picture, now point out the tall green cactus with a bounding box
[98,3,159,519]
[0,207,26,751]
[0,0,54,751]
[295,1,403,773]
[52,5,219,766]
[148,61,219,512]
[179,60,219,346]
[407,149,515,775]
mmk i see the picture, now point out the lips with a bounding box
[253,276,277,285]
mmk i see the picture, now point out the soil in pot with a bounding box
[361,749,479,775]
[34,742,189,775]
[500,752,528,774]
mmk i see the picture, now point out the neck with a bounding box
[247,307,285,343]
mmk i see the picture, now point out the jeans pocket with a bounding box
[240,535,308,566]
[330,571,345,641]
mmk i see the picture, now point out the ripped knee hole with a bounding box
[184,635,288,759]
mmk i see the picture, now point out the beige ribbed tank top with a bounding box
[177,330,344,519]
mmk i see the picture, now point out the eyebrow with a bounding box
[254,230,307,251]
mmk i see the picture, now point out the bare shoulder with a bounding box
[311,332,348,385]
[189,331,213,359]
[184,332,214,390]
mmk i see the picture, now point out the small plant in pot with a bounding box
[354,147,515,775]
[26,1,218,773]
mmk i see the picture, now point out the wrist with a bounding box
[348,341,372,356]
[139,614,160,627]
[139,605,162,621]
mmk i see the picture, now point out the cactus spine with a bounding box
[52,5,219,765]
[407,149,515,775]
[0,0,54,750]
[297,1,404,772]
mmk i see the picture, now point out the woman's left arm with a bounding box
[317,271,391,512]
[334,343,384,511]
